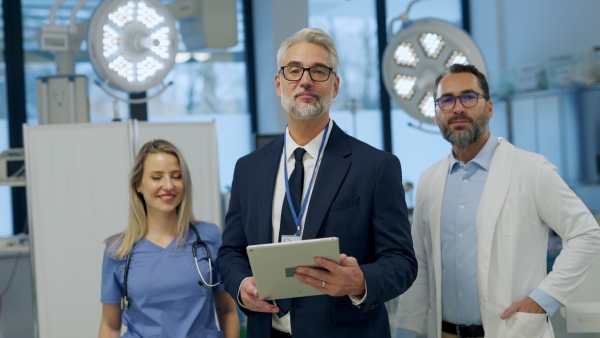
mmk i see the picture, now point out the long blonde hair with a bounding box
[108,139,196,258]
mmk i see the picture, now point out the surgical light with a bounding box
[446,51,469,67]
[381,1,487,125]
[393,75,417,99]
[419,33,444,58]
[87,0,178,93]
[418,92,435,118]
[394,43,419,67]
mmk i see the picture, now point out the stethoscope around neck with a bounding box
[121,223,222,310]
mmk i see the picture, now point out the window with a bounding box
[20,0,250,194]
[387,0,463,208]
[0,4,13,236]
[147,0,251,193]
[308,0,383,150]
[22,0,102,125]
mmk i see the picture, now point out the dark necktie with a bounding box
[279,147,306,241]
[276,147,305,316]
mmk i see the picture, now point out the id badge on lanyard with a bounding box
[281,123,329,243]
[281,235,302,242]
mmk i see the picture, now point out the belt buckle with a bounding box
[456,324,469,338]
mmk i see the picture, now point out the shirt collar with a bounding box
[448,133,499,173]
[284,119,333,160]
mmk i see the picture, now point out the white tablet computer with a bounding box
[246,237,340,301]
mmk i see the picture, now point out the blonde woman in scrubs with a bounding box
[98,139,239,338]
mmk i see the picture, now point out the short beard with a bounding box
[439,113,488,147]
[281,88,332,120]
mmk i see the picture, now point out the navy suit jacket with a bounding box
[217,122,417,338]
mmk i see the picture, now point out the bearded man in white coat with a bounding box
[394,64,600,338]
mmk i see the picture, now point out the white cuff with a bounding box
[348,280,368,307]
[237,277,251,309]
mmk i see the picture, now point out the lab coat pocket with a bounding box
[505,312,547,338]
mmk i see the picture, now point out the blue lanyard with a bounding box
[283,122,330,236]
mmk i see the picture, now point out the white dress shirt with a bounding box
[270,120,332,333]
[238,120,368,333]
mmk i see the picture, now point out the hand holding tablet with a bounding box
[246,237,340,301]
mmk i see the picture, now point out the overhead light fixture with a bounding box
[419,33,444,58]
[382,1,487,125]
[87,0,179,94]
[446,51,469,67]
[393,43,419,67]
[393,74,417,99]
[39,0,238,114]
[418,92,435,118]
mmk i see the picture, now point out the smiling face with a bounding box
[275,42,340,120]
[435,72,493,147]
[135,152,184,217]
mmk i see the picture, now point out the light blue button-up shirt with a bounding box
[395,135,560,338]
[439,135,499,325]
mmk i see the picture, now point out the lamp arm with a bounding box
[388,0,423,38]
[403,0,423,19]
[387,16,404,39]
[94,79,175,104]
[69,0,89,34]
[50,0,67,25]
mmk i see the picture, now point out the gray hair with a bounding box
[276,28,339,70]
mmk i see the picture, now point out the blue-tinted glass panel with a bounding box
[387,0,463,208]
[0,4,13,236]
[20,0,250,194]
[308,0,382,150]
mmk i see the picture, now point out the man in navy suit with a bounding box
[217,28,417,338]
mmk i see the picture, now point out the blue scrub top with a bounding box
[101,222,225,338]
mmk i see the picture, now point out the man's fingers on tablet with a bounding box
[315,257,340,273]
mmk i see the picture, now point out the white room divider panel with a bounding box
[24,121,221,338]
[24,122,133,338]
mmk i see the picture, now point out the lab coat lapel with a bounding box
[428,157,450,298]
[302,124,351,240]
[475,138,514,302]
[257,135,284,244]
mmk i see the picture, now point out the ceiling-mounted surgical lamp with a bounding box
[87,0,178,96]
[381,0,487,127]
[41,0,238,105]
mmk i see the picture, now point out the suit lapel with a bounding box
[256,135,284,244]
[475,138,514,301]
[302,123,351,240]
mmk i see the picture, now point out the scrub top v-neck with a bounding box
[101,222,225,338]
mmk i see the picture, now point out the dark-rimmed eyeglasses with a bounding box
[280,66,335,82]
[435,92,489,111]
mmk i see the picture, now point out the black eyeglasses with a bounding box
[280,66,335,82]
[435,92,489,111]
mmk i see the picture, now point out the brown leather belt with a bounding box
[442,320,485,337]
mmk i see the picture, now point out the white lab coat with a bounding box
[396,138,600,337]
